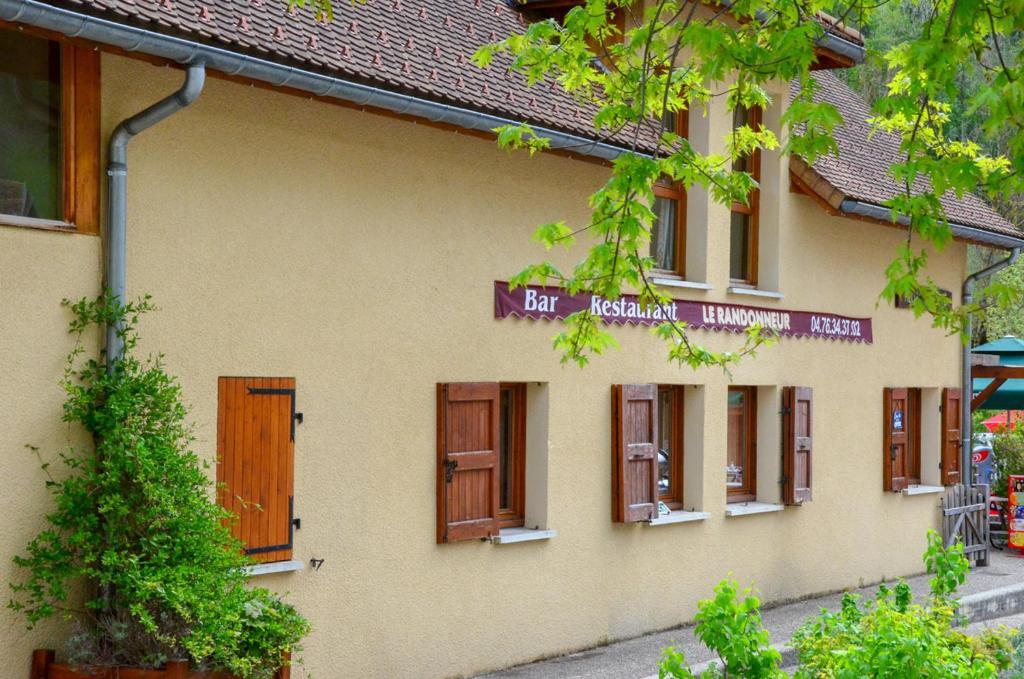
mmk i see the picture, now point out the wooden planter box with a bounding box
[31,651,290,679]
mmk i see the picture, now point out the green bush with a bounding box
[991,427,1024,498]
[8,295,309,677]
[659,531,1013,679]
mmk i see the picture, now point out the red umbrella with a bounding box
[983,411,1024,432]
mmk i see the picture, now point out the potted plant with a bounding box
[10,295,309,678]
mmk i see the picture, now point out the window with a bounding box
[657,385,685,509]
[437,382,527,542]
[611,383,691,521]
[883,387,922,491]
[651,110,688,277]
[498,383,526,528]
[0,29,99,232]
[726,386,757,502]
[216,377,298,563]
[729,106,761,284]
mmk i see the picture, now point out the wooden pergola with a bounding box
[971,364,1024,410]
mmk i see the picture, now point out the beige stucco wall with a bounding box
[3,51,969,678]
[0,226,101,666]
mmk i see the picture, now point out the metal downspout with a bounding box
[962,248,1021,483]
[105,64,205,364]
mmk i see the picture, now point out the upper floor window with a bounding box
[651,110,687,278]
[730,106,761,284]
[0,29,99,233]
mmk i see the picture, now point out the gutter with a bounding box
[0,0,628,163]
[839,199,1024,250]
[962,249,1020,482]
[105,64,205,364]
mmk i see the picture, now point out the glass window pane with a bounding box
[499,389,512,510]
[658,388,673,498]
[727,389,746,490]
[662,109,676,135]
[730,211,749,280]
[651,196,677,271]
[0,31,62,221]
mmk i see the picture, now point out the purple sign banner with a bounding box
[494,281,873,344]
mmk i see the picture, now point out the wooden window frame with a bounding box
[727,386,758,503]
[657,385,685,509]
[652,110,689,279]
[497,382,527,529]
[729,106,761,286]
[0,33,100,235]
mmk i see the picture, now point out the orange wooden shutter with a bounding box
[782,386,813,505]
[883,388,909,492]
[437,383,501,543]
[941,388,963,486]
[217,377,297,563]
[611,384,659,522]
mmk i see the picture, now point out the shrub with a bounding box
[991,427,1024,498]
[659,531,1013,678]
[8,295,309,677]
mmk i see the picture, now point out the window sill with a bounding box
[646,510,710,526]
[652,277,713,291]
[725,501,784,517]
[242,559,305,576]
[902,485,945,496]
[726,286,783,300]
[492,527,557,544]
[0,214,78,233]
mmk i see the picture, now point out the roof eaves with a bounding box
[789,158,1024,249]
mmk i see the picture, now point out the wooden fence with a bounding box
[941,484,990,567]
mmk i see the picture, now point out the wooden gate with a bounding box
[941,484,990,567]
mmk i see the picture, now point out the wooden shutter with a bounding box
[611,384,659,522]
[437,383,500,543]
[217,377,297,563]
[942,388,963,486]
[883,388,909,492]
[782,387,812,505]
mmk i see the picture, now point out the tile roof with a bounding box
[26,0,1019,237]
[59,0,615,141]
[793,71,1018,236]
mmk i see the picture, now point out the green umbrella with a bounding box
[973,336,1024,410]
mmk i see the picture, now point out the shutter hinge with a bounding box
[780,406,792,415]
[444,458,458,483]
[293,517,301,530]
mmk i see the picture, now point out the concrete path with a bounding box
[476,550,1024,679]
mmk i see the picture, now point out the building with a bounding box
[1,1,1020,677]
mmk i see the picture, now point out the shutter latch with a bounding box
[444,458,458,483]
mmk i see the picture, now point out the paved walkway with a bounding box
[477,550,1024,679]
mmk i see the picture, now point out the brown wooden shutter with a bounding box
[436,383,501,543]
[782,386,812,505]
[941,388,963,486]
[883,388,909,492]
[611,384,659,522]
[217,377,297,563]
